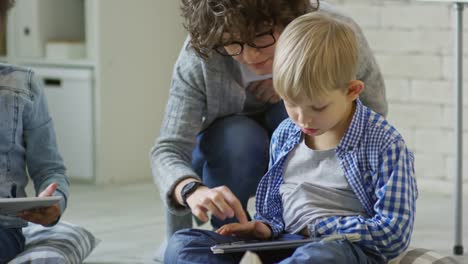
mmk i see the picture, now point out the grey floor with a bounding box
[59,182,468,264]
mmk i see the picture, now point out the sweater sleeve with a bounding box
[150,40,208,215]
[352,17,388,117]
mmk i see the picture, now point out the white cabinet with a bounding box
[33,67,94,180]
[2,0,186,184]
[13,0,85,58]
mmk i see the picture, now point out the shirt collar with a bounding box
[336,99,367,153]
[283,99,368,154]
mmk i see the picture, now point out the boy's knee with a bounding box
[164,229,192,263]
[290,240,366,264]
[164,228,211,263]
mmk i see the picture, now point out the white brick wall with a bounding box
[328,0,468,187]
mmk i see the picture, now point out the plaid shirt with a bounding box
[254,99,418,260]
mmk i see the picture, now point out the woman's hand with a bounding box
[18,183,60,226]
[215,221,272,240]
[248,79,281,104]
[186,185,248,224]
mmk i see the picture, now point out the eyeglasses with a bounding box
[214,29,276,56]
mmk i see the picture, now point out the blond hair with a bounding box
[273,12,358,102]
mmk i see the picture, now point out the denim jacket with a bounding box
[0,64,69,228]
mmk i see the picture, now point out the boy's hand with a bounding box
[248,79,281,104]
[18,183,60,226]
[215,221,272,240]
[186,185,248,224]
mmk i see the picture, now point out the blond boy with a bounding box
[165,12,417,264]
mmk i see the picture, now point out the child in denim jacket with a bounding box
[164,12,417,264]
[0,1,69,262]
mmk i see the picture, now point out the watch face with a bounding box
[181,181,203,207]
[186,181,198,190]
[183,182,197,195]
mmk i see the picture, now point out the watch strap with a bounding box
[181,181,205,208]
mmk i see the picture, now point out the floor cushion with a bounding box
[9,221,99,264]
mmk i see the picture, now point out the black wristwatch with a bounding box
[181,181,205,208]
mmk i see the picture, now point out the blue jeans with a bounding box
[0,227,25,263]
[164,229,385,264]
[165,102,288,237]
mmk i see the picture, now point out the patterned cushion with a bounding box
[389,248,460,264]
[9,221,99,264]
[239,248,460,264]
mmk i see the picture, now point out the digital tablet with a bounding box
[0,196,61,216]
[210,233,361,254]
[211,237,322,254]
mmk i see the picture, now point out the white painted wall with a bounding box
[95,1,186,183]
[93,0,468,187]
[328,0,467,190]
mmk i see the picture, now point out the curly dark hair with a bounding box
[0,0,14,18]
[181,0,319,58]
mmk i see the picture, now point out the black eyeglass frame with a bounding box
[214,29,276,57]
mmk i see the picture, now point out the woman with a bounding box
[151,0,387,241]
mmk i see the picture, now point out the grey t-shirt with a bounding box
[280,138,369,234]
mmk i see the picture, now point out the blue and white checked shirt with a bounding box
[254,99,417,260]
